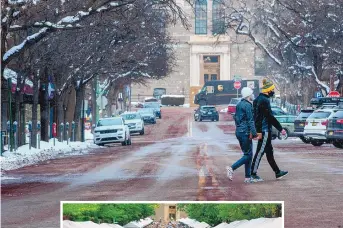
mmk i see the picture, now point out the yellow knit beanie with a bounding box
[261,78,275,93]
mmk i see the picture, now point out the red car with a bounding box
[227,98,241,115]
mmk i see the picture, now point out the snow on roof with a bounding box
[3,68,33,86]
[178,218,210,228]
[213,218,282,228]
[161,95,185,98]
[63,221,123,228]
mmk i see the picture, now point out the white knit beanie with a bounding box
[241,87,253,98]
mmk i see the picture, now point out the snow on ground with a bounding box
[183,103,190,108]
[0,135,98,171]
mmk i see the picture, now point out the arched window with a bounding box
[212,0,226,35]
[195,0,207,34]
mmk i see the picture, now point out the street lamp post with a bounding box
[8,78,14,152]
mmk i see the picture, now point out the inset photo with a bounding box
[61,201,283,228]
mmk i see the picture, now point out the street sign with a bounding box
[233,75,242,82]
[234,81,241,89]
[96,96,108,109]
[327,91,340,97]
[315,91,322,98]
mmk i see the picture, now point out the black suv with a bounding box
[294,109,314,143]
[326,109,343,149]
[194,106,219,122]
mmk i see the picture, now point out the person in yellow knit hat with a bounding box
[250,78,288,181]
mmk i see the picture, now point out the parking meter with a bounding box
[13,121,17,133]
[37,121,41,149]
[72,121,75,142]
[52,123,57,146]
[66,122,70,144]
[28,121,32,133]
[60,123,64,142]
[28,121,32,150]
[7,121,11,132]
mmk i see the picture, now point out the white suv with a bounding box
[304,108,335,146]
[93,117,131,146]
[120,112,145,135]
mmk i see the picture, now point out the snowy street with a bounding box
[1,107,343,228]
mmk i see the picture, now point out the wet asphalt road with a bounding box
[1,107,343,228]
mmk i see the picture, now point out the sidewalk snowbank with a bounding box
[1,137,98,171]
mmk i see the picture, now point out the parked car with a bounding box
[294,109,314,144]
[143,102,162,119]
[326,109,343,149]
[304,108,335,146]
[137,108,157,124]
[271,106,287,116]
[120,112,145,135]
[271,115,297,140]
[93,117,131,146]
[227,98,241,115]
[194,105,219,122]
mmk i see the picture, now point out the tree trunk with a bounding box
[91,78,97,132]
[31,70,40,148]
[40,68,49,142]
[73,83,84,141]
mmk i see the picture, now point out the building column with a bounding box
[221,52,230,80]
[190,53,201,86]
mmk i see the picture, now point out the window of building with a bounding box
[203,56,219,63]
[211,74,217,80]
[195,0,207,34]
[204,74,209,82]
[212,0,226,35]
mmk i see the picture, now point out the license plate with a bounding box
[312,123,317,126]
[208,112,212,114]
[300,123,304,127]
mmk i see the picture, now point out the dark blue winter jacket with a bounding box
[234,99,257,137]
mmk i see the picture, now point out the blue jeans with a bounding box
[232,132,253,178]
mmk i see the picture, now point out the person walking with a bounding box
[227,87,258,183]
[251,78,288,181]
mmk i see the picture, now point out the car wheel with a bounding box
[300,136,311,144]
[278,129,289,140]
[333,141,343,149]
[121,141,127,146]
[311,141,324,147]
[211,118,214,122]
[199,117,202,122]
[127,137,132,145]
[140,128,145,135]
[97,143,104,146]
[216,116,219,121]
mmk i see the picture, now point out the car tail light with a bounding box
[337,119,343,124]
[305,121,308,126]
[321,120,328,126]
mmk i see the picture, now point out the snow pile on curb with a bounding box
[0,138,99,171]
[183,103,190,108]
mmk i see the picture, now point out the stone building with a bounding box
[153,204,188,223]
[131,0,266,104]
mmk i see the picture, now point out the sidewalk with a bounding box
[1,130,98,172]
